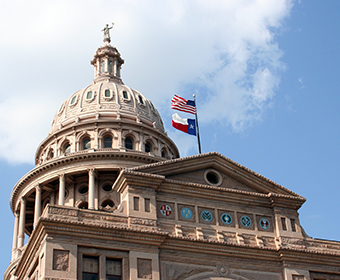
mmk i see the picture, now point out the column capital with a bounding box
[87,168,97,177]
[59,173,65,180]
[20,197,26,205]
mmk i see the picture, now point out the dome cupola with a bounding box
[91,24,124,82]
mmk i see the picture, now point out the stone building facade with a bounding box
[4,30,340,280]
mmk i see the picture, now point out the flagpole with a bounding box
[193,94,202,154]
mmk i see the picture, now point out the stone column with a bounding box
[11,211,19,260]
[113,58,117,76]
[34,185,42,228]
[17,197,26,248]
[118,128,122,148]
[88,169,95,210]
[96,58,100,75]
[105,57,109,73]
[59,174,65,206]
[50,191,55,205]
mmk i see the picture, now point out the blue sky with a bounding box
[1,0,340,275]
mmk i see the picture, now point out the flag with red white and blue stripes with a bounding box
[171,95,196,114]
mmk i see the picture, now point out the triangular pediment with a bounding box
[128,152,303,198]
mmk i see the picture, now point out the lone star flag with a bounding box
[172,113,196,136]
[171,95,196,114]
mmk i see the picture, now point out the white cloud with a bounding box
[0,0,293,162]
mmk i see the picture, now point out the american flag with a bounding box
[171,95,196,114]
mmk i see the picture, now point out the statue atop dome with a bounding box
[102,23,114,43]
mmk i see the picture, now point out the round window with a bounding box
[78,186,88,194]
[204,169,222,186]
[102,184,112,192]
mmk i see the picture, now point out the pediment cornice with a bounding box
[128,152,303,198]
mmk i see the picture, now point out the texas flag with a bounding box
[172,113,196,136]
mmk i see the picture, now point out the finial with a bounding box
[102,23,114,43]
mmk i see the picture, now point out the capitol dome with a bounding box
[35,34,179,166]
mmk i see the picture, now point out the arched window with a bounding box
[145,142,151,153]
[161,148,167,158]
[101,61,105,73]
[42,198,50,210]
[108,61,113,74]
[78,201,88,209]
[86,91,92,100]
[64,143,71,154]
[101,199,114,208]
[103,136,112,148]
[46,150,54,160]
[125,137,133,150]
[100,199,115,212]
[83,138,91,150]
[138,95,144,105]
[122,90,128,99]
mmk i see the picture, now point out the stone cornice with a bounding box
[161,236,280,261]
[113,170,165,192]
[278,247,340,266]
[128,152,304,198]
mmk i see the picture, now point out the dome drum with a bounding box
[36,119,177,165]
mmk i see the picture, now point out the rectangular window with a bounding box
[145,198,150,212]
[106,258,122,280]
[292,276,305,280]
[82,256,99,280]
[133,197,139,211]
[137,258,152,279]
[281,217,287,231]
[86,91,92,99]
[291,219,296,232]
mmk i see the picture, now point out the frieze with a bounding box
[49,207,78,217]
[101,215,127,223]
[129,218,157,226]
